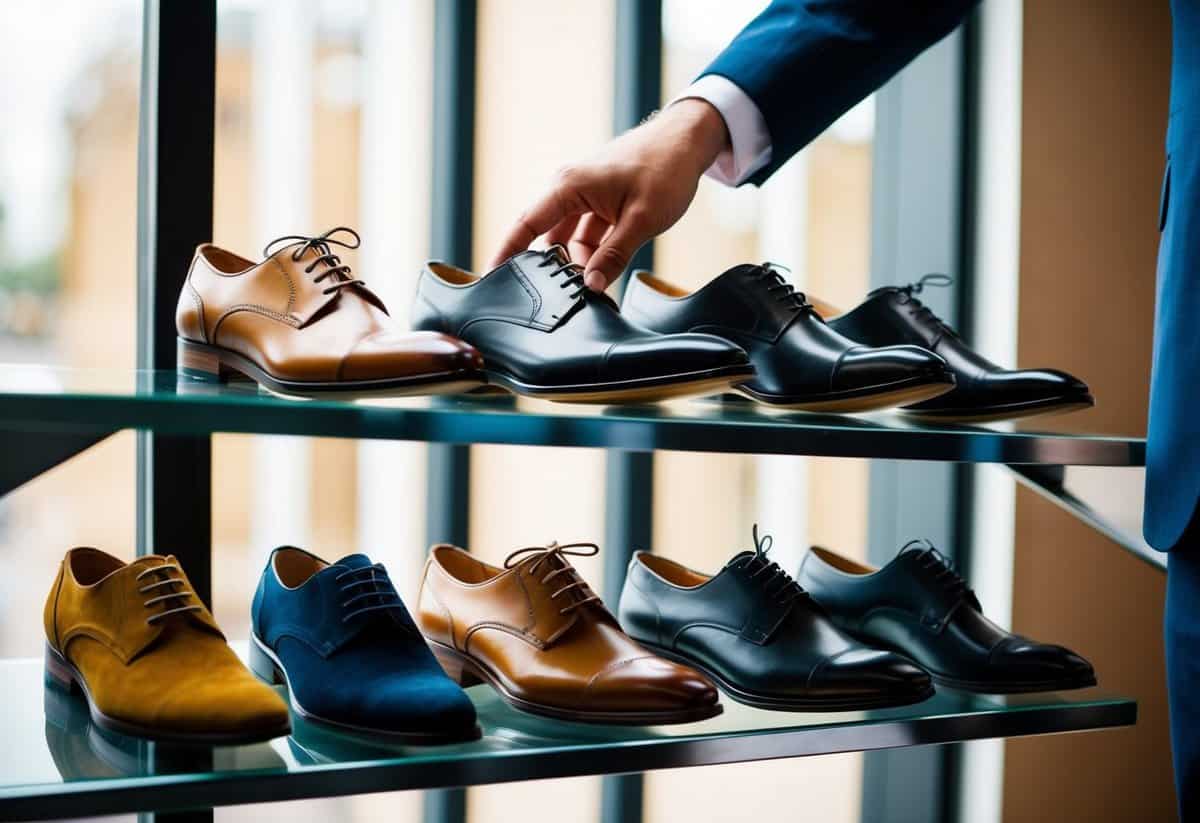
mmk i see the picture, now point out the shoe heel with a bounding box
[177,338,232,382]
[430,643,482,688]
[248,637,285,686]
[44,644,77,692]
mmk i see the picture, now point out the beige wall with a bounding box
[1004,2,1173,820]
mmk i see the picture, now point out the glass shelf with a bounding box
[0,364,1144,465]
[0,657,1134,820]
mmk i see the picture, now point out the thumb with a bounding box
[583,211,649,291]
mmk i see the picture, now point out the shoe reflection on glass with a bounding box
[43,679,285,781]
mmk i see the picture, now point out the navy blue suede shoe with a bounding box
[249,547,480,743]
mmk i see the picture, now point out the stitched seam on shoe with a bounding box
[186,282,208,343]
[211,305,301,344]
[582,655,654,697]
[831,345,862,393]
[51,563,66,651]
[463,622,546,652]
[669,621,736,648]
[269,257,298,316]
[508,261,541,323]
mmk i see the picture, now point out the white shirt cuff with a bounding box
[672,74,773,187]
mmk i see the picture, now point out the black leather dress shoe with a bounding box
[621,266,955,412]
[412,247,754,403]
[617,528,934,710]
[826,274,1094,422]
[798,540,1097,693]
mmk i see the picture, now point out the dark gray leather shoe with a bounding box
[617,527,934,711]
[826,274,1094,422]
[411,246,754,403]
[621,265,955,412]
[798,540,1097,694]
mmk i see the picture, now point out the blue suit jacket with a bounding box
[703,0,1196,550]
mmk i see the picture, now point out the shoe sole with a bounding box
[248,634,482,744]
[177,337,487,399]
[638,640,936,712]
[44,643,291,745]
[427,639,724,725]
[901,394,1096,424]
[929,671,1098,694]
[734,375,957,413]
[482,363,756,404]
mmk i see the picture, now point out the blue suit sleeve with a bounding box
[702,0,980,185]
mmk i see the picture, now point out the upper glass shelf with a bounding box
[0,364,1144,465]
[0,658,1134,820]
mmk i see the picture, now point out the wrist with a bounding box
[658,98,729,176]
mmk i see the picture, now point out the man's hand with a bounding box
[490,98,730,292]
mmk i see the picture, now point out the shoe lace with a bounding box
[135,563,202,626]
[503,540,602,616]
[536,245,588,300]
[262,226,367,296]
[895,273,958,341]
[730,524,807,606]
[904,538,972,601]
[334,562,406,624]
[745,262,811,313]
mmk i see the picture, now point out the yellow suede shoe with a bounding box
[43,547,290,744]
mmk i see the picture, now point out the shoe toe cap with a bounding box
[604,334,748,381]
[340,330,483,381]
[989,638,1095,684]
[832,345,949,392]
[584,656,719,713]
[981,368,1091,403]
[809,648,932,698]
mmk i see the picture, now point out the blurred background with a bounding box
[0,0,1171,821]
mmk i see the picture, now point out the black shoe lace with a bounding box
[263,226,367,296]
[895,273,958,341]
[536,245,588,299]
[136,563,202,626]
[745,262,811,313]
[730,524,807,606]
[904,538,972,601]
[504,540,602,616]
[335,562,405,624]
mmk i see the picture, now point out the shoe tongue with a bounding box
[330,553,374,571]
[724,550,758,569]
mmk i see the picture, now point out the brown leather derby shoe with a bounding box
[417,541,722,725]
[175,227,485,397]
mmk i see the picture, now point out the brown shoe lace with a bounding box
[135,563,202,625]
[503,541,602,616]
[262,226,367,296]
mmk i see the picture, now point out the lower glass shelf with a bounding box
[0,657,1135,821]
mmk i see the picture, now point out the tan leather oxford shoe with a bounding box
[175,227,485,397]
[417,541,722,725]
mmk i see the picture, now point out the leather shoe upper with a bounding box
[617,528,932,707]
[798,541,1096,691]
[826,275,1093,417]
[176,227,483,384]
[412,247,751,393]
[416,542,719,716]
[621,266,952,405]
[251,547,477,737]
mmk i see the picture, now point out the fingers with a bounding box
[583,210,650,292]
[569,213,610,267]
[544,213,581,256]
[490,183,585,268]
